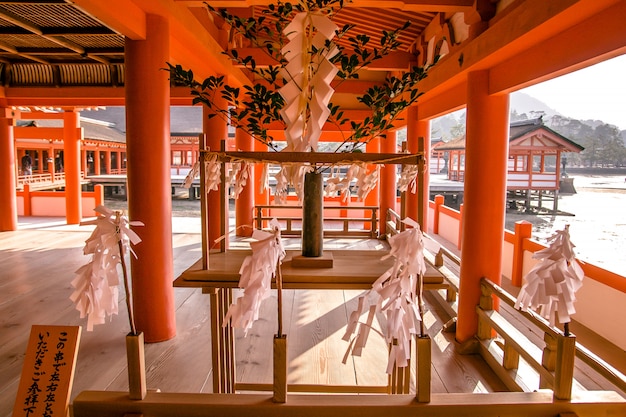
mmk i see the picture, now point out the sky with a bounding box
[520,54,626,130]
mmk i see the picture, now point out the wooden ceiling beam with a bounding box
[229,48,416,71]
[179,0,474,13]
[0,6,110,64]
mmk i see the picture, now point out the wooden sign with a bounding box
[13,325,81,417]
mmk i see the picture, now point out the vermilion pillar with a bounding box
[254,138,269,229]
[125,14,176,342]
[379,130,397,235]
[235,125,254,236]
[0,110,18,231]
[104,150,111,174]
[406,106,430,226]
[94,150,101,175]
[456,71,509,344]
[203,100,229,248]
[365,136,380,231]
[63,110,82,224]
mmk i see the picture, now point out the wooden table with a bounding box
[174,249,448,394]
[175,250,446,289]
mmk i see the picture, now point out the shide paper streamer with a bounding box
[343,218,436,373]
[71,205,143,331]
[515,225,584,333]
[223,219,286,336]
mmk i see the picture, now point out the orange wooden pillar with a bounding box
[365,136,380,231]
[63,110,82,225]
[104,150,111,174]
[254,139,269,229]
[81,149,87,175]
[456,71,509,344]
[379,130,397,235]
[0,109,18,231]
[203,100,229,248]
[406,106,430,225]
[125,14,176,342]
[235,125,253,237]
[94,150,101,175]
[417,112,431,231]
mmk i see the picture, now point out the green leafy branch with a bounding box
[166,0,434,156]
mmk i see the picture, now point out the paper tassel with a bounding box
[279,11,339,152]
[182,161,200,188]
[228,160,251,199]
[397,164,419,194]
[515,225,585,326]
[223,219,285,335]
[70,206,143,331]
[204,153,221,193]
[342,218,427,373]
[325,163,380,202]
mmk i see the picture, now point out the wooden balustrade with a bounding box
[477,278,577,400]
[254,204,379,238]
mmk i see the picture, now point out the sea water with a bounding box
[530,175,626,276]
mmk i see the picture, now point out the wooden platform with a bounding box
[2,217,624,417]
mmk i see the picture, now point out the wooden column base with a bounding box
[126,332,147,400]
[273,335,287,403]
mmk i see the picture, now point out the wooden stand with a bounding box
[416,335,431,403]
[273,335,288,403]
[126,332,147,400]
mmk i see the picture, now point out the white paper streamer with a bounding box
[397,164,419,194]
[70,205,143,331]
[279,11,339,152]
[325,163,380,202]
[515,225,585,326]
[204,153,221,193]
[183,160,200,189]
[227,160,251,199]
[342,218,427,373]
[223,219,285,336]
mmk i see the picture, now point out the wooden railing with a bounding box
[477,277,626,400]
[254,204,378,238]
[17,171,86,188]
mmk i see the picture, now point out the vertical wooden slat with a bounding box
[554,334,576,400]
[541,332,557,389]
[503,342,520,370]
[273,335,288,403]
[126,332,147,400]
[416,336,431,403]
[208,289,222,393]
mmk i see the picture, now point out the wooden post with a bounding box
[477,283,494,340]
[512,221,533,287]
[126,332,147,400]
[554,334,576,400]
[416,336,431,403]
[273,335,288,403]
[540,332,557,389]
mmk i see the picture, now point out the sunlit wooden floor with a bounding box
[2,216,623,417]
[0,216,512,417]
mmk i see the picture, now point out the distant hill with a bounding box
[510,92,561,118]
[430,92,626,145]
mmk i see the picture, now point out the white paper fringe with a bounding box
[514,225,585,326]
[70,206,143,331]
[223,219,285,336]
[342,218,427,373]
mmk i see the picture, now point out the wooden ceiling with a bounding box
[0,0,474,87]
[0,0,624,114]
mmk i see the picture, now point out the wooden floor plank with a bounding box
[287,289,358,387]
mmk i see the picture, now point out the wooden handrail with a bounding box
[479,277,626,398]
[254,205,379,239]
